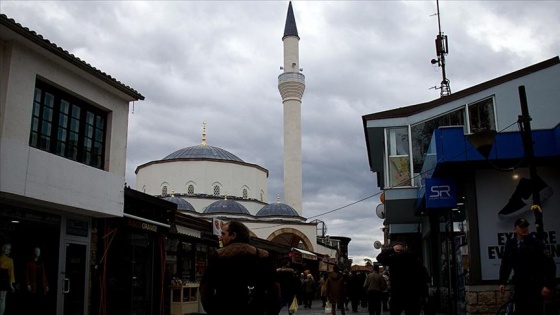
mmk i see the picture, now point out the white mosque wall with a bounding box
[136,159,268,209]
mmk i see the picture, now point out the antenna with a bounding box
[430,0,451,97]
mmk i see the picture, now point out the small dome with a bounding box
[162,196,195,212]
[256,202,298,217]
[203,199,250,215]
[162,145,243,162]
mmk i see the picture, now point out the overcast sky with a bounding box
[3,0,558,265]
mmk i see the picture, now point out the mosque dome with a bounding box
[162,144,243,162]
[162,196,195,212]
[203,199,250,215]
[256,200,299,217]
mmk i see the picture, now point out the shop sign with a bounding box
[425,178,457,208]
[128,218,158,232]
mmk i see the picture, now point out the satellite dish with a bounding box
[373,240,382,249]
[376,204,385,219]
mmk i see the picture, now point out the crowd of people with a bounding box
[199,220,405,315]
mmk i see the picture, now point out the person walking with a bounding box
[303,273,315,308]
[347,271,363,312]
[380,267,390,312]
[326,266,346,315]
[376,242,425,315]
[276,259,298,315]
[363,265,387,315]
[498,218,556,315]
[200,221,280,315]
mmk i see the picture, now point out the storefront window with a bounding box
[386,127,411,187]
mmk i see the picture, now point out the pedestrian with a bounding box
[276,259,298,315]
[200,221,280,315]
[318,273,328,307]
[376,242,425,315]
[347,270,363,312]
[326,265,346,315]
[498,218,556,315]
[303,273,315,308]
[363,265,386,315]
[380,267,390,312]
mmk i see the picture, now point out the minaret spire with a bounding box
[278,1,305,215]
[201,121,207,146]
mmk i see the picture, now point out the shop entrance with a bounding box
[58,217,90,315]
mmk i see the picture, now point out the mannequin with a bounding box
[0,243,15,315]
[24,247,48,313]
[25,247,48,294]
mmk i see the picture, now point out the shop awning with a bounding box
[291,247,317,260]
[174,225,201,238]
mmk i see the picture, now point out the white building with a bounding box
[1,14,143,315]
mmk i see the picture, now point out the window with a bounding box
[386,127,411,187]
[468,97,496,133]
[242,188,248,199]
[30,80,107,169]
[162,186,168,197]
[411,108,465,173]
[213,185,220,196]
[260,191,264,202]
[187,184,194,195]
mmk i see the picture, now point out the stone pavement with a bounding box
[277,299,390,315]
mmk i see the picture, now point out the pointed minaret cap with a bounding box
[283,1,299,40]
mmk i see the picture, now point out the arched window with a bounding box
[213,185,220,196]
[162,186,168,197]
[242,188,248,199]
[187,184,194,195]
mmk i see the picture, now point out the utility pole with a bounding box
[517,85,544,239]
[430,0,451,97]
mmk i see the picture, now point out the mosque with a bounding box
[134,2,343,270]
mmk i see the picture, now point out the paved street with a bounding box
[278,299,390,315]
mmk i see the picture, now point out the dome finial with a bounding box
[276,195,281,203]
[171,189,175,197]
[201,121,207,146]
[224,194,227,200]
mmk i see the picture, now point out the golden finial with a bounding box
[201,121,207,146]
[276,195,281,203]
[224,194,228,200]
[171,189,175,197]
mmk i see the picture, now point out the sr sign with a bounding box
[425,178,457,209]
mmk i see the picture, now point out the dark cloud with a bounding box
[2,0,557,264]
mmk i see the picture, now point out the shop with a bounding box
[0,204,91,315]
[94,188,172,315]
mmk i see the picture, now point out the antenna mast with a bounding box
[430,0,451,97]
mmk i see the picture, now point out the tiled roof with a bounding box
[0,14,144,101]
[162,145,244,162]
[363,56,559,121]
[256,202,299,217]
[203,199,250,215]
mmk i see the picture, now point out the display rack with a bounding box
[170,283,199,315]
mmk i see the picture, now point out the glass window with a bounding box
[187,184,194,195]
[468,97,495,133]
[411,108,465,174]
[29,80,108,169]
[213,185,220,196]
[242,188,248,199]
[386,127,411,187]
[162,186,168,197]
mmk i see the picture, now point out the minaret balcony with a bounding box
[278,72,305,85]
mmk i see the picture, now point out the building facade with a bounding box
[363,57,560,314]
[1,14,143,315]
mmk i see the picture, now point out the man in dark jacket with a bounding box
[276,259,298,314]
[200,221,280,315]
[376,242,425,315]
[498,218,556,315]
[326,266,346,315]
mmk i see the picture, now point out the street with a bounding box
[278,299,390,315]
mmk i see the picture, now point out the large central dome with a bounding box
[162,145,244,162]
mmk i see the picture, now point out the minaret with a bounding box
[278,1,305,215]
